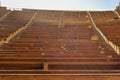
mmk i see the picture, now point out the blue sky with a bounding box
[0,0,120,11]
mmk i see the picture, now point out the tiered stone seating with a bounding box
[0,9,120,76]
[32,10,60,26]
[90,11,120,48]
[0,9,35,41]
[64,11,88,25]
[0,26,18,40]
[0,7,9,18]
[0,10,35,26]
[0,6,120,80]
